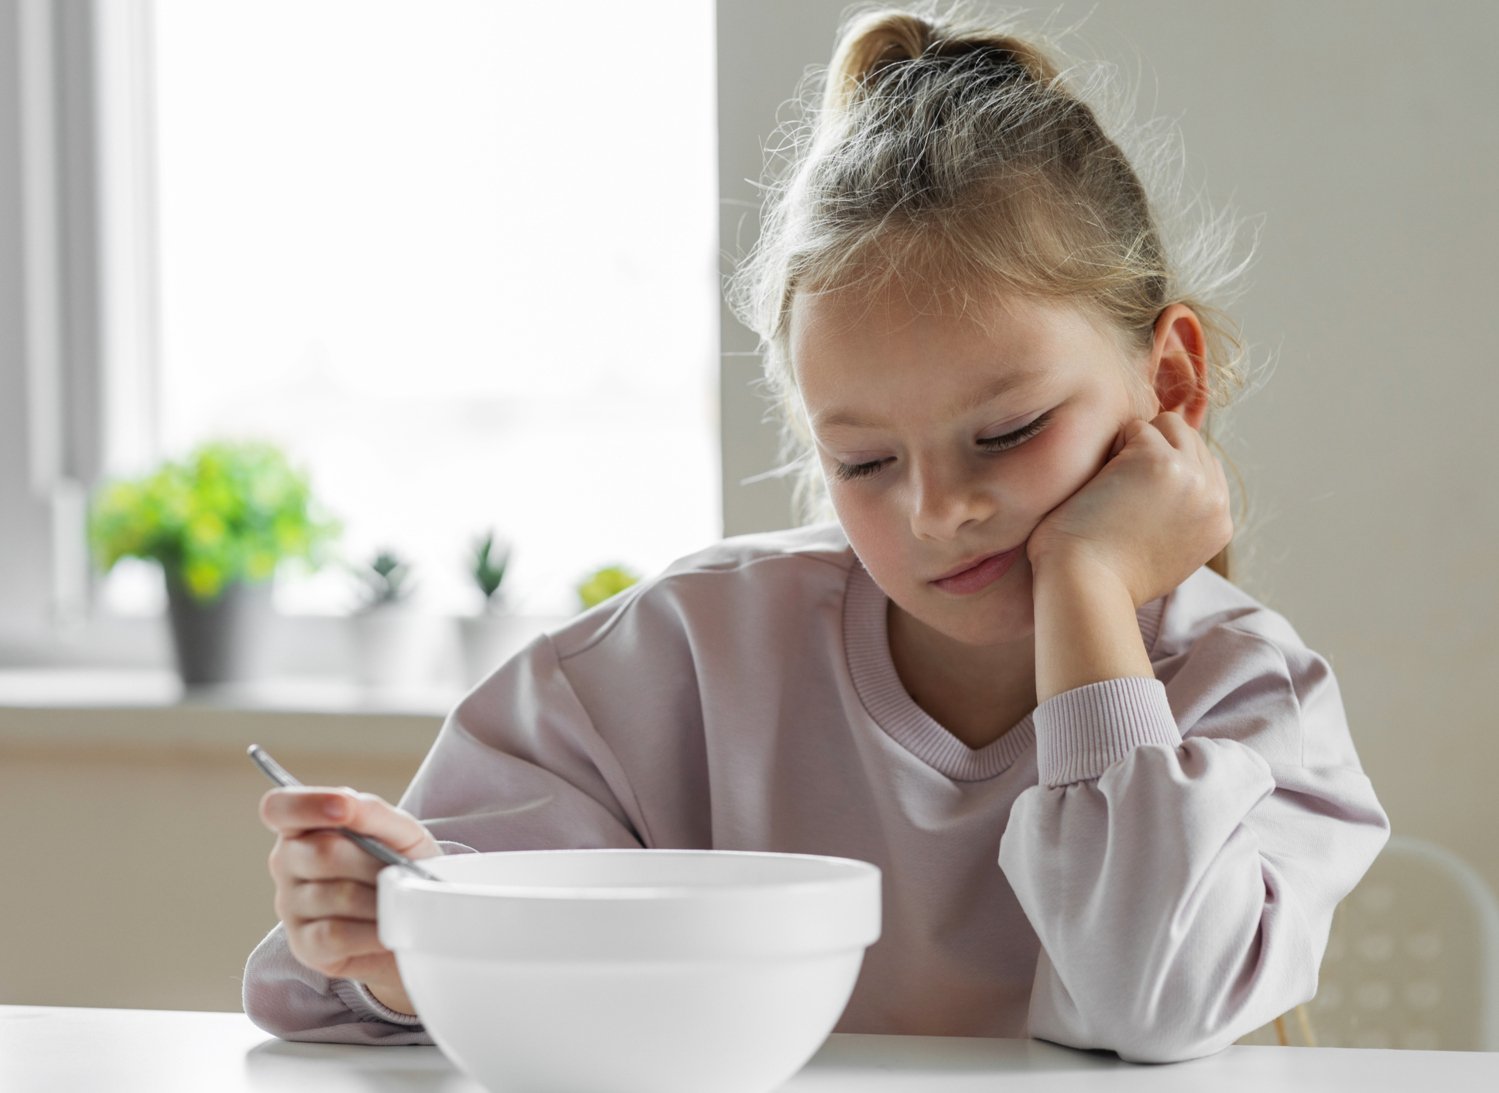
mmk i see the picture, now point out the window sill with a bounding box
[0,610,565,709]
[0,667,461,764]
[0,612,567,757]
[0,665,458,749]
[0,667,460,716]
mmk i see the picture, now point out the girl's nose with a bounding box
[908,460,994,542]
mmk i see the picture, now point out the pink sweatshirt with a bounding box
[243,523,1389,1063]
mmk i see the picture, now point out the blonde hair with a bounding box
[724,1,1260,580]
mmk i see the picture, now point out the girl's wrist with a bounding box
[365,978,419,1019]
[1030,545,1136,604]
[1031,552,1153,703]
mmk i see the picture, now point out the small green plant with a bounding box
[352,549,415,610]
[469,530,511,611]
[87,438,340,603]
[577,564,641,611]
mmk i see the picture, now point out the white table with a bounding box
[3,1005,1496,1091]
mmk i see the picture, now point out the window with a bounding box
[103,0,719,619]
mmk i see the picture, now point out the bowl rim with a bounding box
[384,847,882,902]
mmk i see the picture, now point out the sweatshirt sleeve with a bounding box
[996,622,1390,1064]
[242,634,647,1043]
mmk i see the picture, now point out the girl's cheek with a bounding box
[833,489,882,535]
[1005,426,1090,510]
[832,486,903,553]
[826,484,869,534]
[1035,425,1111,497]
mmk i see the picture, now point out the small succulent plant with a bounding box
[352,549,415,610]
[470,530,511,611]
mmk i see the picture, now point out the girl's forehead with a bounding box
[789,282,1115,376]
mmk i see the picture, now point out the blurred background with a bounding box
[1,0,1495,1052]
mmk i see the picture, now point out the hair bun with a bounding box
[821,10,933,117]
[821,7,1064,121]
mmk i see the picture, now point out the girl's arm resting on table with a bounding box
[242,635,647,1043]
[998,564,1390,1064]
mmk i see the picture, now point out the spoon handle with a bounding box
[247,744,442,882]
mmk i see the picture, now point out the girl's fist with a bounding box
[259,786,441,1014]
[1026,410,1232,607]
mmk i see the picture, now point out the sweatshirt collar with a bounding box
[842,557,1166,781]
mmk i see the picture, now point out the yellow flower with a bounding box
[183,558,224,600]
[188,512,227,548]
[577,565,641,610]
[246,551,277,581]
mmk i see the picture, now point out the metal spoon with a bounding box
[247,743,443,882]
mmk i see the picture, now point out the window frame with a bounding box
[0,0,114,654]
[2,0,784,676]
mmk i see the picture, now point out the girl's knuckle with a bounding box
[287,926,325,969]
[335,879,364,914]
[310,917,346,952]
[280,840,313,879]
[273,890,291,922]
[306,832,343,872]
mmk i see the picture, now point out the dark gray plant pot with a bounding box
[163,571,275,687]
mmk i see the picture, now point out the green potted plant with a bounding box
[458,530,521,684]
[87,438,340,687]
[577,564,641,611]
[346,548,435,691]
[351,549,416,610]
[470,531,511,610]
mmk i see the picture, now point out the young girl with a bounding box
[245,3,1388,1063]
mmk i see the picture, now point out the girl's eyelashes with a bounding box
[831,410,1054,482]
[977,410,1053,452]
[833,457,889,482]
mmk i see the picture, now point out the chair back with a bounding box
[1238,835,1499,1050]
[1308,835,1499,1050]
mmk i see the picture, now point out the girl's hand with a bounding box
[1026,410,1232,607]
[260,786,442,1016]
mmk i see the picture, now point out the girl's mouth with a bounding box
[929,546,1022,595]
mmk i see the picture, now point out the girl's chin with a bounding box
[894,590,1036,650]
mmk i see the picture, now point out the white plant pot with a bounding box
[350,602,439,690]
[458,612,534,686]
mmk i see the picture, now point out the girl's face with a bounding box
[789,280,1155,650]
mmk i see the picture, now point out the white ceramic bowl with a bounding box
[378,848,882,1093]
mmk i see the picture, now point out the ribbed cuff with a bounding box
[335,978,424,1025]
[1034,676,1182,787]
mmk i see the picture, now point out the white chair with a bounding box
[1239,835,1499,1050]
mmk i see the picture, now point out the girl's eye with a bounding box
[832,457,889,482]
[978,410,1053,452]
[831,411,1053,482]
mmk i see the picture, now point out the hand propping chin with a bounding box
[1027,411,1232,606]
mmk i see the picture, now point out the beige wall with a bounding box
[0,706,436,1012]
[718,0,1499,901]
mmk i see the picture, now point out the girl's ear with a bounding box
[1148,304,1209,429]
